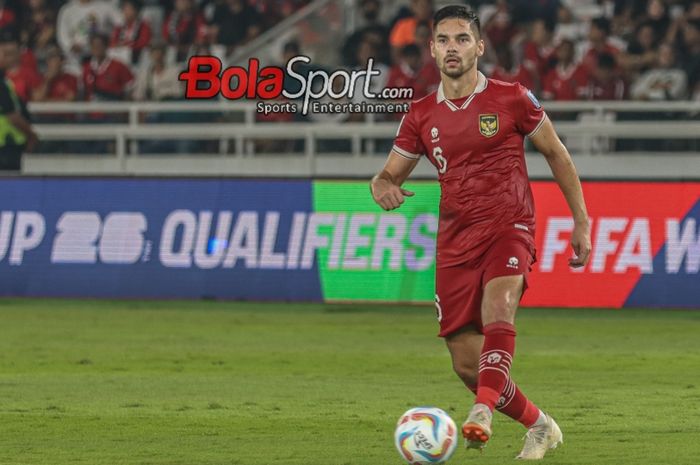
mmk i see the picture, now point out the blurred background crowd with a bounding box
[344,0,700,102]
[0,0,698,106]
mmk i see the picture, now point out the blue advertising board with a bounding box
[0,178,322,300]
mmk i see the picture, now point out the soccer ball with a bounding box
[394,407,458,464]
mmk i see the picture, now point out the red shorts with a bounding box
[435,230,536,337]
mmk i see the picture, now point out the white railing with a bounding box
[24,100,700,179]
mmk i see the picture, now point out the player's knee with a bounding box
[452,360,478,386]
[482,294,517,323]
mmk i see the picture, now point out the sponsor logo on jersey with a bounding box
[507,256,519,269]
[430,127,439,143]
[479,114,498,137]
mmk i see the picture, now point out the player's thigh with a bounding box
[435,263,483,337]
[480,233,534,325]
[481,275,524,325]
[445,325,484,385]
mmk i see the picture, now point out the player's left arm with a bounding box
[530,118,592,268]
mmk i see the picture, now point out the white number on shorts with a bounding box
[433,147,447,174]
[435,294,443,322]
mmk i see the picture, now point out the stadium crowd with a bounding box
[0,0,311,104]
[0,0,698,106]
[0,0,697,107]
[343,0,700,102]
[1,0,699,162]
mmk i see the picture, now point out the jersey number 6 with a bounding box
[435,294,443,322]
[433,147,447,174]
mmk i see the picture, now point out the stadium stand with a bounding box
[1,0,696,103]
[0,0,698,174]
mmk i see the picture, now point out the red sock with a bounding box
[495,378,541,428]
[468,378,541,428]
[475,322,516,410]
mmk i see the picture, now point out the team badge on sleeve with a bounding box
[479,114,499,137]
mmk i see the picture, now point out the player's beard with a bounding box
[440,54,477,79]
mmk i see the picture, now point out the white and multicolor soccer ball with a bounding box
[394,407,458,464]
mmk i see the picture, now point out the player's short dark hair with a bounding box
[433,5,481,38]
[591,17,611,35]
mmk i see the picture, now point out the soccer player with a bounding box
[370,6,592,460]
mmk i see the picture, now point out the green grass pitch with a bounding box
[1,299,700,465]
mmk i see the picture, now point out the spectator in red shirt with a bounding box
[33,46,78,102]
[163,0,207,62]
[413,22,440,95]
[83,34,134,101]
[386,43,438,100]
[19,1,56,73]
[581,53,626,100]
[581,17,622,73]
[484,0,517,51]
[542,39,588,100]
[522,18,556,80]
[490,45,536,91]
[4,39,42,102]
[31,45,78,133]
[0,1,17,29]
[111,0,152,65]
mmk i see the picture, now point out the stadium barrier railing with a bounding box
[24,100,700,179]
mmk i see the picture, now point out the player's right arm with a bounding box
[371,104,426,211]
[370,151,417,211]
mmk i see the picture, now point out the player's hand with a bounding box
[370,177,414,211]
[569,219,591,268]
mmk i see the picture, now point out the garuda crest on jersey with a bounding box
[479,114,498,137]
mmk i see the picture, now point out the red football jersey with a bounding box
[393,72,545,267]
[541,63,588,101]
[82,58,134,100]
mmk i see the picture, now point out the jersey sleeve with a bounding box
[392,103,426,160]
[514,83,546,137]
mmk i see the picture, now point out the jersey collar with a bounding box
[436,71,488,111]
